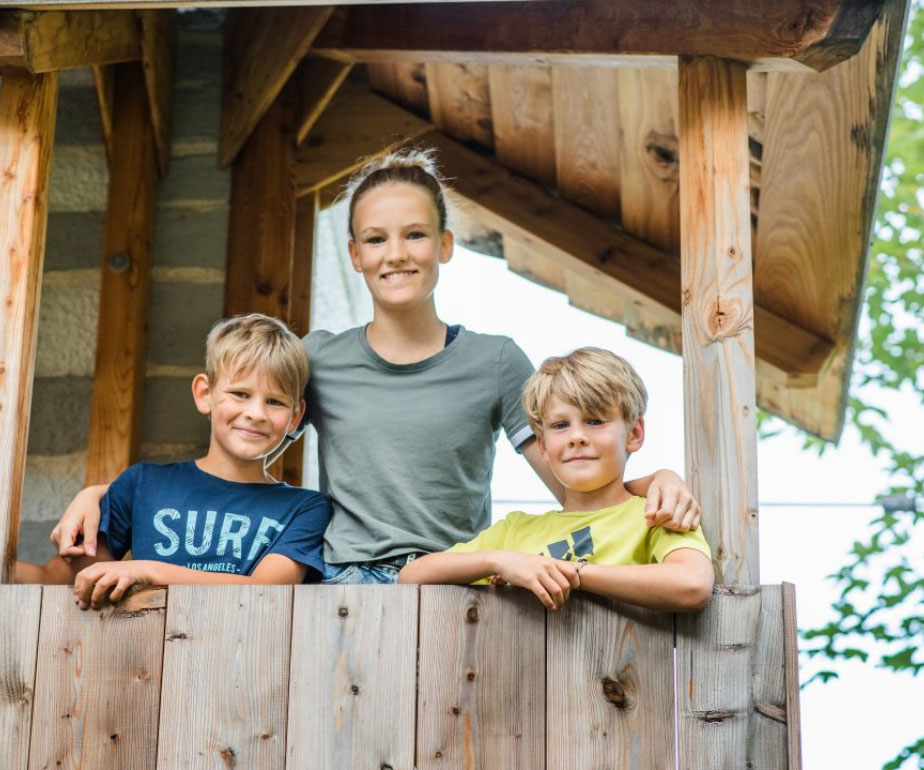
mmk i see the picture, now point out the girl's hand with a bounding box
[51,484,107,558]
[493,553,580,610]
[644,470,701,532]
[73,561,157,610]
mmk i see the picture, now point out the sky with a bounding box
[309,206,922,769]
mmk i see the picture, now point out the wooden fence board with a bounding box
[782,582,803,770]
[0,71,58,584]
[548,594,675,770]
[287,585,417,770]
[0,585,41,770]
[156,585,292,770]
[417,586,545,770]
[676,586,789,770]
[28,586,166,770]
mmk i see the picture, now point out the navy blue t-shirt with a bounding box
[99,461,331,581]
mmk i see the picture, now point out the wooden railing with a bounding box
[1,584,800,770]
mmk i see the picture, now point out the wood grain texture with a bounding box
[313,0,885,72]
[296,57,352,145]
[0,71,57,583]
[417,586,545,770]
[754,0,907,440]
[547,593,675,770]
[552,65,621,218]
[295,86,432,195]
[676,586,789,770]
[91,64,115,164]
[488,65,555,185]
[678,56,759,586]
[287,585,417,770]
[425,61,493,149]
[782,582,803,770]
[28,585,166,770]
[366,61,429,113]
[219,6,332,166]
[0,10,140,72]
[617,68,680,253]
[157,585,293,770]
[138,9,176,177]
[0,585,41,770]
[85,62,158,487]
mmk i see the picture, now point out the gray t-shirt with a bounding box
[303,326,535,564]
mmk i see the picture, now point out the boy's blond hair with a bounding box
[522,347,648,433]
[205,314,308,404]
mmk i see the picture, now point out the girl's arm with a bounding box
[399,551,580,611]
[51,483,109,557]
[576,548,714,612]
[73,554,308,610]
[16,539,114,585]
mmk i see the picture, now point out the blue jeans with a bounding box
[321,562,400,585]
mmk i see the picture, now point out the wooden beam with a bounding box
[312,0,885,73]
[0,10,140,73]
[678,56,759,587]
[91,65,114,164]
[219,6,333,167]
[85,62,158,486]
[138,9,176,177]
[0,71,58,584]
[296,57,352,145]
[413,130,833,388]
[294,86,432,197]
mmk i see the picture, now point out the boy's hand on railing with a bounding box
[51,484,107,557]
[490,553,580,611]
[644,470,702,532]
[73,560,156,610]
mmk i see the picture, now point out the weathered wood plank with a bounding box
[294,86,432,196]
[28,585,166,770]
[85,62,158,487]
[421,129,833,390]
[138,9,176,177]
[0,585,41,770]
[296,57,352,145]
[157,585,293,770]
[489,64,555,186]
[366,61,429,113]
[313,0,885,73]
[552,65,621,218]
[0,10,141,72]
[678,56,759,586]
[219,6,333,166]
[548,594,675,770]
[754,0,908,440]
[0,71,57,584]
[287,585,417,769]
[782,582,803,770]
[425,61,493,149]
[676,586,789,770]
[417,586,545,770]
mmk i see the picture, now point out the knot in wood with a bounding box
[451,706,461,716]
[351,684,360,695]
[337,606,349,618]
[465,605,479,623]
[219,747,236,769]
[465,669,476,681]
[601,677,630,709]
[705,298,743,339]
[644,131,679,180]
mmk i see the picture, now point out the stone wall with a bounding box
[19,10,229,563]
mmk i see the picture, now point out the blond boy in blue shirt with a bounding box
[399,347,714,612]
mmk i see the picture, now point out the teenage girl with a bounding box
[50,148,701,585]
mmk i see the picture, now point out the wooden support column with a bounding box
[678,56,759,587]
[85,62,158,486]
[225,81,309,484]
[0,72,58,584]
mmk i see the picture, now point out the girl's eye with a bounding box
[407,231,427,240]
[365,235,385,245]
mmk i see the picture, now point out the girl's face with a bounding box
[348,182,453,314]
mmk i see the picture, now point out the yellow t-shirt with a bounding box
[447,496,710,582]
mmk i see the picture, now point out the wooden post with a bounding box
[85,62,158,486]
[0,72,58,584]
[678,56,759,586]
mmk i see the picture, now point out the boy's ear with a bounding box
[535,430,547,457]
[191,373,212,416]
[626,416,645,454]
[348,239,362,273]
[438,229,454,264]
[288,398,307,435]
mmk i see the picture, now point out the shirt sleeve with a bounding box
[266,492,332,581]
[646,525,712,564]
[497,338,535,452]
[301,330,331,426]
[99,464,142,560]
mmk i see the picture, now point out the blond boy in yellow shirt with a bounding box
[399,348,714,612]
